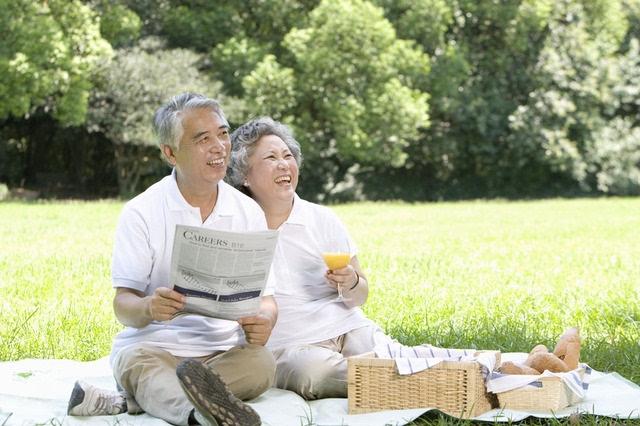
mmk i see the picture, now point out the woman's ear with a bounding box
[162,144,177,166]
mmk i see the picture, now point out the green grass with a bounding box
[1,197,639,424]
[334,199,640,384]
[0,200,123,361]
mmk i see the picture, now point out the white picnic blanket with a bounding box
[1,353,640,425]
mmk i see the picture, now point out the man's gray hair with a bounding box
[228,117,303,194]
[152,93,227,151]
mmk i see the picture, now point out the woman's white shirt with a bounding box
[266,194,375,349]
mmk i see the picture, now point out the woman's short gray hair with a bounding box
[152,93,227,151]
[228,117,303,193]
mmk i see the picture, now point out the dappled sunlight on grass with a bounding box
[1,201,124,361]
[336,198,640,385]
[2,198,640,390]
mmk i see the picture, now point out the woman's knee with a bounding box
[275,346,348,399]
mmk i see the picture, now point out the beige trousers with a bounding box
[112,343,275,425]
[272,323,391,400]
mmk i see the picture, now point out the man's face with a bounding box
[164,108,231,188]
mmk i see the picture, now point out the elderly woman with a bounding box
[227,117,391,400]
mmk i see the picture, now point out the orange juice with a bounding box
[322,252,350,270]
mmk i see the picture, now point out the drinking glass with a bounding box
[322,237,352,302]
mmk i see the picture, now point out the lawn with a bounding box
[336,198,640,384]
[1,197,639,424]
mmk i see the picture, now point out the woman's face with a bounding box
[245,134,299,207]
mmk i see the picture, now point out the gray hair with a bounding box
[152,93,228,151]
[228,117,303,195]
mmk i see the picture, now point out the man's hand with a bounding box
[237,295,277,346]
[237,314,274,346]
[149,287,186,322]
[114,286,185,328]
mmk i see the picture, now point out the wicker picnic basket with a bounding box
[348,351,500,418]
[496,367,586,410]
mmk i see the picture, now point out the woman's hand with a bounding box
[324,265,358,292]
[324,256,369,308]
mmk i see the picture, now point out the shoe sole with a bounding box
[176,359,261,426]
[67,381,86,415]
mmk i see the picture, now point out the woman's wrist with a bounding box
[349,271,360,291]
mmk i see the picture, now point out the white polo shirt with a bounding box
[266,194,375,350]
[110,170,275,362]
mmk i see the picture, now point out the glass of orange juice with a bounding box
[322,237,352,302]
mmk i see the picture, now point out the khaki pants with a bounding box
[272,323,391,400]
[112,343,275,425]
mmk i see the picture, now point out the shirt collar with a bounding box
[166,169,192,211]
[282,193,306,227]
[165,168,234,217]
[212,180,236,217]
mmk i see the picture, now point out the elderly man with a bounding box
[67,94,277,426]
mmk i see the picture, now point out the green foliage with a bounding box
[581,0,628,52]
[622,0,640,49]
[371,0,453,56]
[502,1,639,195]
[609,37,640,120]
[88,37,220,147]
[161,2,240,52]
[231,0,320,47]
[97,3,142,47]
[210,37,270,97]
[381,0,640,199]
[242,55,297,123]
[154,0,319,52]
[282,0,430,170]
[585,117,640,194]
[2,0,640,201]
[398,0,556,196]
[0,0,112,126]
[86,37,232,196]
[113,0,172,38]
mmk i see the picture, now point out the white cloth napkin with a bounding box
[373,341,590,399]
[486,361,592,397]
[372,340,497,379]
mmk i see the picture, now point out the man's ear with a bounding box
[162,144,177,166]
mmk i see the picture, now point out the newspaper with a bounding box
[168,225,279,321]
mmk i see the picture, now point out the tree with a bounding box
[86,37,236,197]
[506,0,637,195]
[83,0,142,48]
[244,0,430,199]
[0,0,112,126]
[242,55,297,122]
[584,37,640,195]
[156,1,319,97]
[158,0,318,53]
[366,0,559,197]
[210,37,270,97]
[372,0,452,57]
